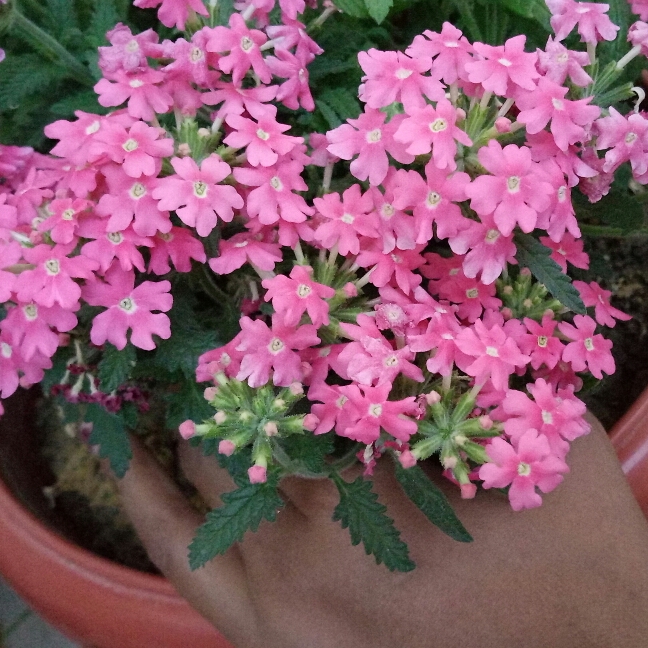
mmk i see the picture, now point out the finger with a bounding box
[116,437,258,646]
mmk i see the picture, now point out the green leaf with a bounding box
[515,233,586,314]
[495,0,550,28]
[50,90,108,115]
[279,433,336,474]
[320,87,361,121]
[165,380,215,429]
[85,403,132,478]
[333,0,370,18]
[86,0,119,48]
[364,0,393,24]
[332,474,415,572]
[0,54,64,111]
[189,477,284,569]
[97,342,136,393]
[394,463,473,543]
[41,347,75,394]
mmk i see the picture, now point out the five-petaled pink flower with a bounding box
[558,314,615,378]
[573,280,632,328]
[546,0,619,43]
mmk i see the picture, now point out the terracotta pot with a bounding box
[610,384,648,519]
[0,392,233,648]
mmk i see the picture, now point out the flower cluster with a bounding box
[0,0,639,521]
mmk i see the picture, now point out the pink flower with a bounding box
[631,0,648,20]
[406,23,474,85]
[0,240,21,303]
[224,104,303,167]
[15,243,98,310]
[455,319,530,390]
[539,233,589,271]
[573,280,632,327]
[326,110,415,186]
[148,227,206,275]
[519,313,564,370]
[202,81,277,121]
[265,49,315,112]
[537,37,593,87]
[313,184,378,256]
[98,24,163,75]
[133,0,208,30]
[83,265,172,350]
[235,314,319,387]
[546,0,619,43]
[356,245,425,294]
[262,265,335,327]
[393,99,472,170]
[465,35,539,96]
[336,382,419,443]
[206,13,271,84]
[152,155,242,237]
[465,141,553,236]
[558,314,615,378]
[94,69,173,122]
[516,78,600,151]
[209,232,282,274]
[357,49,444,113]
[595,107,648,177]
[38,197,90,244]
[0,333,23,398]
[479,429,569,511]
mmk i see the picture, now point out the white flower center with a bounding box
[498,58,512,67]
[130,182,147,199]
[395,67,413,79]
[256,128,270,141]
[557,52,569,63]
[542,410,553,424]
[444,41,459,48]
[85,120,100,135]
[584,337,595,351]
[430,118,448,132]
[426,191,442,207]
[234,240,248,248]
[391,253,402,263]
[23,304,38,320]
[557,186,567,201]
[383,354,398,367]
[190,47,204,63]
[270,176,283,191]
[537,335,548,348]
[1,342,12,359]
[366,128,382,143]
[485,228,500,243]
[381,203,395,219]
[268,337,284,354]
[369,403,383,417]
[341,213,354,224]
[517,461,532,476]
[297,284,311,298]
[107,232,123,244]
[507,176,520,192]
[485,346,499,357]
[193,181,208,198]
[551,98,564,111]
[158,232,173,242]
[625,132,638,144]
[61,208,75,221]
[441,333,454,340]
[122,138,139,152]
[220,352,231,366]
[119,297,136,312]
[129,79,144,88]
[240,36,254,52]
[45,259,60,275]
[466,288,479,299]
[125,40,139,53]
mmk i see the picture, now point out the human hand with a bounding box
[116,416,648,648]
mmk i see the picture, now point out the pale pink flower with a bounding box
[148,227,206,275]
[465,141,553,236]
[83,265,172,350]
[96,166,171,236]
[465,35,539,96]
[133,0,208,30]
[15,243,98,310]
[393,99,472,169]
[224,104,303,167]
[631,0,648,20]
[356,245,425,294]
[162,32,219,87]
[573,280,632,327]
[152,155,242,237]
[37,197,90,244]
[313,184,378,256]
[536,159,580,242]
[516,78,600,151]
[206,13,271,84]
[406,23,474,85]
[357,49,444,113]
[539,233,589,271]
[336,382,419,443]
[98,24,163,75]
[197,337,245,382]
[94,69,173,122]
[537,37,592,87]
[262,265,335,327]
[546,0,619,43]
[519,313,564,370]
[265,49,315,112]
[479,429,569,511]
[558,314,615,378]
[209,232,282,274]
[595,107,648,177]
[455,319,530,390]
[327,110,415,186]
[202,81,277,121]
[235,314,319,387]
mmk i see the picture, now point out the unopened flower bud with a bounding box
[214,410,227,424]
[218,439,236,456]
[303,413,319,431]
[501,307,513,320]
[454,434,468,447]
[520,267,532,277]
[203,386,218,401]
[523,298,533,309]
[197,128,210,137]
[502,285,514,295]
[273,398,286,409]
[398,449,417,469]
[425,390,441,405]
[495,117,512,133]
[179,420,196,440]
[58,333,71,346]
[479,415,493,430]
[442,455,458,470]
[264,421,278,436]
[177,143,191,156]
[460,482,477,499]
[248,464,268,484]
[343,282,358,298]
[289,382,304,395]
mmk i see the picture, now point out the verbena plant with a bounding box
[1,0,647,572]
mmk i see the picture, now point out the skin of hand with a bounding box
[115,415,648,648]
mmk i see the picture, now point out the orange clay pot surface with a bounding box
[0,393,233,648]
[609,384,648,520]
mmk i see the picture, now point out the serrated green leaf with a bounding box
[86,0,119,48]
[189,477,283,569]
[41,347,75,393]
[364,0,393,24]
[320,87,361,121]
[50,90,108,116]
[279,433,335,474]
[97,342,136,393]
[165,380,215,429]
[315,99,341,129]
[515,233,586,314]
[85,403,132,478]
[332,474,415,572]
[0,54,64,111]
[394,463,472,543]
[495,0,550,28]
[333,0,370,18]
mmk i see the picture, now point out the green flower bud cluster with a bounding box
[497,268,563,321]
